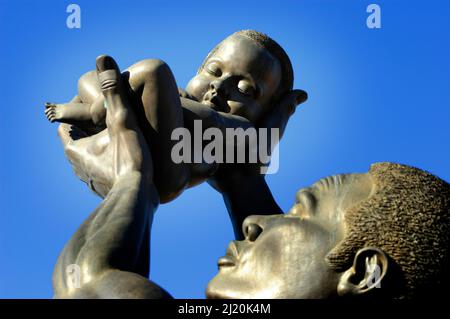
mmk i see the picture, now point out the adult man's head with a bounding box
[206,163,450,299]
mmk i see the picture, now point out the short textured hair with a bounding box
[325,162,450,299]
[198,30,294,103]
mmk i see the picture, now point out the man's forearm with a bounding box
[213,172,282,239]
[78,173,157,272]
[53,172,158,296]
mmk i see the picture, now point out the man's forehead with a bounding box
[294,174,373,211]
[295,176,343,203]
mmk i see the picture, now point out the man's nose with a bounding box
[242,216,265,242]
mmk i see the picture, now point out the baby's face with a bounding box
[186,34,282,124]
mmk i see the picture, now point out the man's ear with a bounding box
[337,247,389,297]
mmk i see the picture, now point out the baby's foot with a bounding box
[45,102,91,124]
[45,102,70,123]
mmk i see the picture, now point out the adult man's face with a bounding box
[206,173,374,298]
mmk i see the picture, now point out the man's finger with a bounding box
[96,55,132,132]
[96,55,122,96]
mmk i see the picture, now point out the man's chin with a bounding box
[205,273,254,299]
[205,275,234,299]
[206,273,242,299]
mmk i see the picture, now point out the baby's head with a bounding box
[186,30,295,124]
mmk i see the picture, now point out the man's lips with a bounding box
[217,255,236,268]
[217,241,239,268]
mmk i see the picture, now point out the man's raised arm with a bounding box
[209,170,283,240]
[52,55,170,299]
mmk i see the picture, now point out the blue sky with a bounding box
[0,0,449,298]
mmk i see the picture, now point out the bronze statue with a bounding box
[48,31,450,299]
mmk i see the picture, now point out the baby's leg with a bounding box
[78,70,100,103]
[128,59,189,203]
[45,71,104,125]
[78,70,108,125]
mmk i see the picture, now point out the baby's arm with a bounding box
[180,97,262,185]
[180,96,253,133]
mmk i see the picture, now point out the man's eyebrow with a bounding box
[296,189,316,211]
[295,189,306,203]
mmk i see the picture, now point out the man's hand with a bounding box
[56,56,154,197]
[258,89,308,140]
